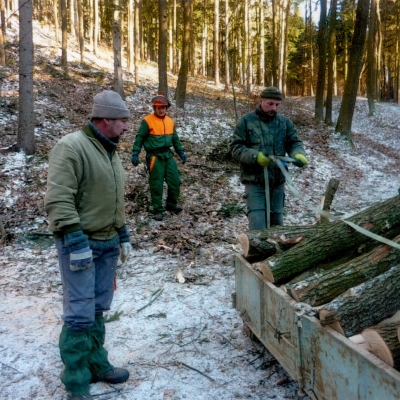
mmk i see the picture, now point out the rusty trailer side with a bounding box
[234,254,400,400]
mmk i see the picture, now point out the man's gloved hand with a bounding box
[65,230,93,271]
[131,151,140,166]
[257,152,271,167]
[70,247,93,271]
[120,242,132,263]
[177,151,187,164]
[293,154,309,167]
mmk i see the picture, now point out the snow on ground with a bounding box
[1,17,400,400]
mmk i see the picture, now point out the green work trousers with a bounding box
[148,155,181,213]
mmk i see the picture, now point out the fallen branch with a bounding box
[175,360,215,381]
[136,288,164,313]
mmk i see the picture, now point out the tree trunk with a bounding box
[335,0,370,144]
[77,0,84,64]
[175,0,191,108]
[158,0,168,96]
[287,234,400,306]
[61,0,68,73]
[18,0,35,155]
[352,322,400,369]
[239,225,326,263]
[213,0,219,86]
[113,4,123,97]
[367,0,378,115]
[314,0,327,121]
[325,0,337,124]
[264,195,400,284]
[319,265,400,337]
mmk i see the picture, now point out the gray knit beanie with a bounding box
[260,86,284,100]
[91,90,130,119]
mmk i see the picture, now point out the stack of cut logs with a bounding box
[238,191,400,371]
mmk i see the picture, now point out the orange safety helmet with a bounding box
[151,94,171,108]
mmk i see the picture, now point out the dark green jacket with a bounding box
[230,106,306,184]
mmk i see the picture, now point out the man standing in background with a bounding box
[131,95,187,221]
[230,86,308,230]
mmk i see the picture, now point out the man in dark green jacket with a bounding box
[45,90,132,400]
[230,86,308,230]
[131,95,187,221]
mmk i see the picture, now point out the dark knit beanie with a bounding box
[260,86,284,100]
[91,90,130,119]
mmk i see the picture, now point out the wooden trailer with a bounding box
[233,254,400,400]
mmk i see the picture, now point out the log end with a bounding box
[252,262,275,283]
[361,329,394,367]
[238,233,250,257]
[319,309,345,335]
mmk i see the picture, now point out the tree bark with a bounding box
[318,265,400,337]
[239,225,325,263]
[158,0,168,96]
[18,0,35,155]
[287,235,400,306]
[264,195,400,284]
[175,0,191,108]
[314,0,327,121]
[335,0,370,144]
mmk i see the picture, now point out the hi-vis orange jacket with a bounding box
[132,113,184,157]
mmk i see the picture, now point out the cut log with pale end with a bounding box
[238,225,325,263]
[349,322,400,369]
[264,195,400,283]
[318,265,400,337]
[286,234,400,306]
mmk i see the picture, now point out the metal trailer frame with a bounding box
[234,254,400,400]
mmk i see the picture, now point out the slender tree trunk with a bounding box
[315,0,327,121]
[224,0,230,89]
[77,0,84,63]
[213,0,220,86]
[367,0,377,115]
[61,0,68,73]
[175,0,191,108]
[201,1,207,77]
[158,0,168,96]
[127,0,134,73]
[113,2,123,97]
[134,0,140,84]
[53,0,59,43]
[258,0,264,87]
[93,0,98,55]
[335,0,370,144]
[18,0,35,155]
[325,0,337,124]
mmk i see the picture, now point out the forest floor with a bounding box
[1,17,400,400]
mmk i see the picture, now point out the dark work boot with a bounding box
[91,367,130,384]
[166,204,183,214]
[154,213,163,221]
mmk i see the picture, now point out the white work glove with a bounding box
[120,242,132,263]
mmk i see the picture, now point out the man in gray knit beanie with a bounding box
[92,90,130,120]
[45,90,131,400]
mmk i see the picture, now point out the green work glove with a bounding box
[256,152,271,167]
[293,154,309,167]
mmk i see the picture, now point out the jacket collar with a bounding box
[83,122,117,154]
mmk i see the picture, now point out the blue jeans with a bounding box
[56,238,119,330]
[244,182,285,230]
